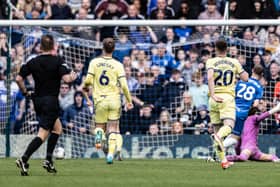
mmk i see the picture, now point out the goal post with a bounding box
[1,19,279,159]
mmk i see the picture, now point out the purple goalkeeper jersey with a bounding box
[241,112,270,149]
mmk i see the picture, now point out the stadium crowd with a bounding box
[1,0,280,135]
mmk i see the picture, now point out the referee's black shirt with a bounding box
[19,54,70,97]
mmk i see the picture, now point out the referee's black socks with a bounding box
[46,133,59,162]
[22,137,43,163]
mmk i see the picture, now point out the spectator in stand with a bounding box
[115,4,145,42]
[228,45,238,58]
[75,0,95,19]
[147,0,157,16]
[197,0,222,34]
[229,0,238,19]
[151,42,175,79]
[114,30,133,62]
[118,4,145,32]
[131,49,150,73]
[265,31,280,54]
[199,49,211,78]
[243,29,254,41]
[13,8,25,19]
[26,0,52,19]
[72,59,85,90]
[151,65,166,85]
[137,104,156,134]
[0,0,8,19]
[160,27,179,55]
[232,0,253,18]
[125,66,139,92]
[148,123,159,135]
[99,1,123,40]
[130,26,158,51]
[174,17,192,49]
[179,48,199,86]
[158,110,172,134]
[252,0,278,19]
[95,0,128,19]
[0,32,8,57]
[132,72,162,108]
[253,0,264,19]
[264,62,280,107]
[238,54,252,75]
[188,71,209,108]
[174,49,187,70]
[51,0,73,19]
[156,69,187,111]
[26,8,41,19]
[132,0,147,17]
[58,82,74,115]
[175,0,195,19]
[75,8,98,40]
[19,0,35,14]
[13,44,25,74]
[191,104,211,135]
[201,0,224,11]
[62,91,91,134]
[150,0,175,19]
[171,121,184,134]
[175,91,196,130]
[122,55,133,68]
[257,99,277,134]
[252,53,263,68]
[262,50,273,80]
[151,9,168,41]
[0,67,24,134]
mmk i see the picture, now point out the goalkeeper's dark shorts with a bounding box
[33,96,60,131]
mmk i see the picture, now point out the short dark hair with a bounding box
[40,34,54,52]
[172,69,181,75]
[248,106,259,116]
[103,38,115,53]
[252,65,264,77]
[207,0,216,5]
[215,39,227,52]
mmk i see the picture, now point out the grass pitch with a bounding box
[0,158,279,187]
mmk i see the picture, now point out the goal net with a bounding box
[1,21,280,158]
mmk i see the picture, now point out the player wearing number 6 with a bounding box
[206,39,248,169]
[223,65,264,152]
[82,38,133,164]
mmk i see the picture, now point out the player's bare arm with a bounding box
[119,76,134,110]
[82,84,93,106]
[82,72,94,106]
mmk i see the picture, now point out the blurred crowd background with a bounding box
[1,0,280,137]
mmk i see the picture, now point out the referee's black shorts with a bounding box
[32,96,60,131]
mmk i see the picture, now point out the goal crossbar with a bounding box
[0,19,280,26]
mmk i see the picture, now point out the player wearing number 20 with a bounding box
[82,38,133,164]
[206,39,249,169]
[223,65,264,151]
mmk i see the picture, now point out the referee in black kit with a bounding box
[15,34,77,176]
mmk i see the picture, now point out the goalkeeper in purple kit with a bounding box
[227,103,280,162]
